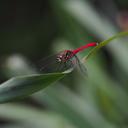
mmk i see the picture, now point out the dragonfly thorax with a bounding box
[56,50,74,63]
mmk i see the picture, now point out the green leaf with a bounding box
[84,31,128,60]
[0,73,66,103]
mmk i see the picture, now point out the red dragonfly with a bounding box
[37,42,98,74]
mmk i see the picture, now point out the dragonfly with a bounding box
[37,42,98,74]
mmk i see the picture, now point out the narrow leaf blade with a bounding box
[0,73,65,103]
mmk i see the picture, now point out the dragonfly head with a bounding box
[56,50,74,63]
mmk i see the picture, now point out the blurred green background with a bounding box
[0,0,128,128]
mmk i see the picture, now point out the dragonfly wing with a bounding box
[36,53,59,73]
[36,51,75,73]
[75,55,88,76]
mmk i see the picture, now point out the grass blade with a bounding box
[84,31,128,61]
[0,73,66,103]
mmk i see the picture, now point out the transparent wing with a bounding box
[36,51,76,73]
[75,55,88,76]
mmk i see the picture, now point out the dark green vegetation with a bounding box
[0,0,128,128]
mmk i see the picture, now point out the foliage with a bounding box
[0,0,128,128]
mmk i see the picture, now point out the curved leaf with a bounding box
[0,73,65,103]
[84,31,128,61]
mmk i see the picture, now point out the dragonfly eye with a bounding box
[57,57,61,62]
[56,55,63,62]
